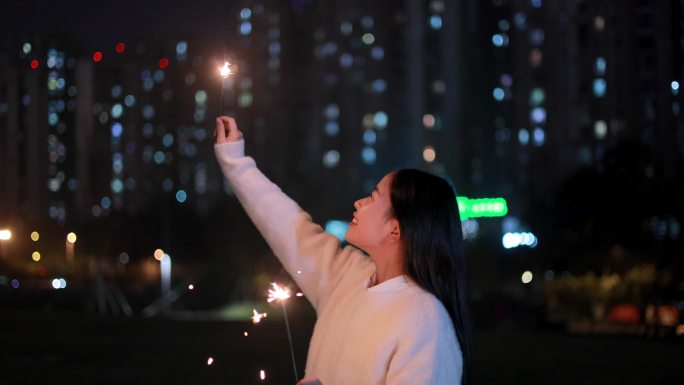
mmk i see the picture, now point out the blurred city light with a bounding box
[0,229,12,240]
[457,197,508,220]
[521,271,533,284]
[32,251,41,261]
[66,232,77,244]
[324,220,349,241]
[30,231,40,241]
[153,249,164,261]
[502,232,538,249]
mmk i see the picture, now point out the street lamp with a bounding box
[66,232,77,262]
[0,229,11,259]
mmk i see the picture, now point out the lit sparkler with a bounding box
[267,282,298,382]
[251,309,267,324]
[217,49,233,116]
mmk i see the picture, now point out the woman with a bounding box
[214,116,472,385]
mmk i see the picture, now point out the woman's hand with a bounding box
[296,377,322,385]
[214,116,243,144]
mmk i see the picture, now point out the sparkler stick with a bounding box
[268,282,298,382]
[218,47,232,116]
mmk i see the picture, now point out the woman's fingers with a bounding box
[219,116,243,142]
[215,117,226,144]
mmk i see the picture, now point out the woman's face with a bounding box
[346,173,397,251]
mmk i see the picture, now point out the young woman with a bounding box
[214,116,472,385]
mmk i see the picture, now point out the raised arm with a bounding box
[213,117,368,312]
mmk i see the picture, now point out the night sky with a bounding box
[1,0,232,49]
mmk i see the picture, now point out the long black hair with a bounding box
[389,169,472,385]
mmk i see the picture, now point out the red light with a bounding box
[158,57,169,69]
[30,59,39,70]
[93,51,103,62]
[115,42,126,53]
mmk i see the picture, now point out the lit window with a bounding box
[373,111,388,129]
[429,15,443,30]
[423,114,436,128]
[240,21,252,35]
[518,129,529,145]
[595,57,606,75]
[324,104,339,120]
[594,120,607,139]
[423,146,436,163]
[361,147,376,165]
[363,130,376,144]
[593,78,607,97]
[533,128,545,146]
[323,150,340,168]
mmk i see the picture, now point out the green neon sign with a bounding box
[457,196,508,219]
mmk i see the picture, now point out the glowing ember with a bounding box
[260,370,266,380]
[207,357,214,365]
[251,309,268,324]
[267,282,291,303]
[218,61,232,78]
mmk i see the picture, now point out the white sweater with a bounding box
[215,140,463,385]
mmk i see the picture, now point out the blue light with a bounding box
[493,88,505,101]
[154,151,165,164]
[111,104,123,119]
[530,107,546,124]
[429,15,443,30]
[340,53,353,68]
[531,0,542,8]
[325,220,349,242]
[162,133,174,147]
[176,190,187,203]
[671,81,680,95]
[593,78,607,97]
[373,111,388,129]
[595,57,606,75]
[111,179,124,194]
[101,196,112,209]
[533,128,545,146]
[143,105,155,120]
[361,147,376,165]
[124,95,136,107]
[518,129,529,145]
[371,79,387,93]
[240,8,252,20]
[240,21,252,35]
[111,123,123,137]
[176,41,188,55]
[324,121,339,136]
[371,46,384,60]
[363,130,376,145]
[492,34,505,47]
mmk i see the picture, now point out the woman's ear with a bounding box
[389,219,401,241]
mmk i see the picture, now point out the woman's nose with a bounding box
[354,199,362,210]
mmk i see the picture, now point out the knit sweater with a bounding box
[215,140,463,385]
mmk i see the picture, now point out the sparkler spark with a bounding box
[218,61,232,78]
[251,309,268,324]
[267,282,291,303]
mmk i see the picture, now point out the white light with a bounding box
[521,271,533,284]
[52,279,61,289]
[260,370,266,380]
[0,229,11,240]
[502,232,520,249]
[59,278,67,289]
[207,357,214,365]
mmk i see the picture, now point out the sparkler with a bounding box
[217,48,233,116]
[267,282,298,382]
[251,308,267,324]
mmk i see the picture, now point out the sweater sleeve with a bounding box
[214,140,367,312]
